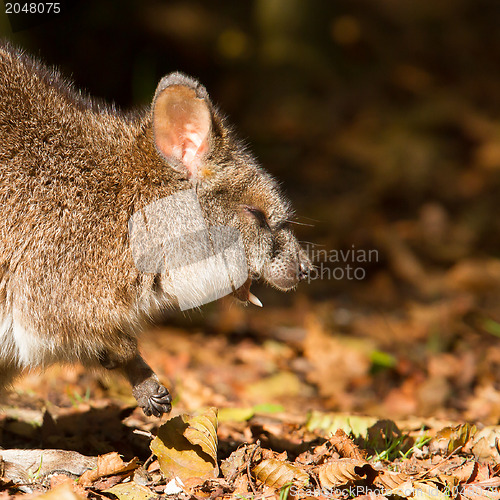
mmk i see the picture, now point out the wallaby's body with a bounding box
[0,42,311,416]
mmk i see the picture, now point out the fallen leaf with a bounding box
[232,474,250,497]
[105,481,155,499]
[366,420,404,452]
[252,403,285,414]
[78,452,138,487]
[183,407,218,462]
[412,480,452,500]
[374,470,413,492]
[446,258,500,293]
[470,427,500,461]
[92,474,125,490]
[253,458,309,490]
[437,474,459,498]
[221,444,259,482]
[317,458,374,488]
[447,459,476,483]
[429,423,477,455]
[461,481,500,499]
[327,429,366,460]
[150,407,219,483]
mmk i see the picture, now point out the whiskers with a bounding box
[284,214,319,228]
[284,219,315,227]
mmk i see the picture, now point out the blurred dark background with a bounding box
[4,0,500,421]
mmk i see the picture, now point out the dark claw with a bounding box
[132,378,172,417]
[150,392,172,417]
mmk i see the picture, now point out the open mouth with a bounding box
[232,277,263,307]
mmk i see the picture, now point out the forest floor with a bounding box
[2,257,500,499]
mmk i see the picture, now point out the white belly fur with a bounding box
[0,312,57,368]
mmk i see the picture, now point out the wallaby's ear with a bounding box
[152,73,212,179]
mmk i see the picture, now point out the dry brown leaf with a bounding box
[429,423,477,455]
[447,459,477,483]
[376,478,451,500]
[221,444,260,482]
[462,479,500,499]
[233,474,250,497]
[437,474,459,497]
[183,407,218,462]
[374,470,414,492]
[412,481,452,500]
[78,452,138,487]
[317,458,374,488]
[470,427,500,461]
[50,475,75,490]
[150,407,219,484]
[105,481,156,500]
[329,429,366,460]
[253,458,309,491]
[245,371,304,400]
[92,474,126,490]
[307,431,365,467]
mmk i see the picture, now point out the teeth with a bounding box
[248,292,263,307]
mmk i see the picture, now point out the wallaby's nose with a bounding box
[297,249,313,282]
[267,246,313,290]
[298,261,310,281]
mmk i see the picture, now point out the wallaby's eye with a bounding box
[274,220,291,231]
[243,206,271,230]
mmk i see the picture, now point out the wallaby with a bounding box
[0,41,312,417]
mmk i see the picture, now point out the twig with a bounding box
[226,444,250,484]
[422,446,464,478]
[133,429,154,439]
[143,453,155,470]
[247,440,261,495]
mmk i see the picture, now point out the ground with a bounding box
[2,0,500,498]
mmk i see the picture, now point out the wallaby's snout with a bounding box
[262,234,313,291]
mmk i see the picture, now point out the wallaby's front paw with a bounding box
[132,378,172,417]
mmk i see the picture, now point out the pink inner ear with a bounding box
[153,86,211,178]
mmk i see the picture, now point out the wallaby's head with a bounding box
[149,73,312,304]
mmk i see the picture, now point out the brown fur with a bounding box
[0,42,311,416]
